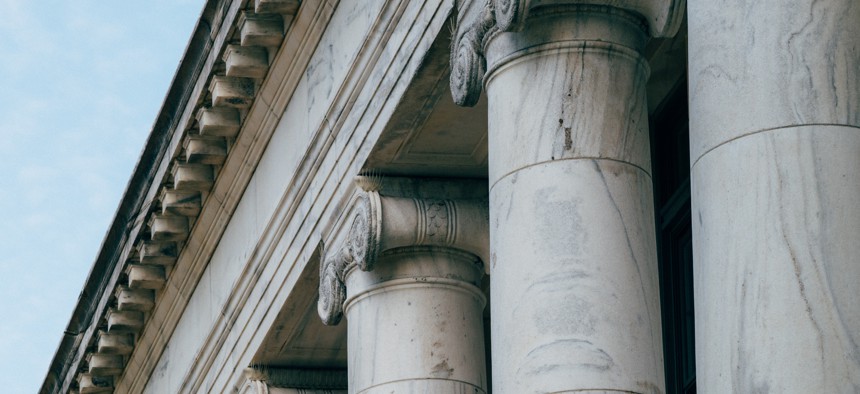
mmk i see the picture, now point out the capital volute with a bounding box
[317,191,489,325]
[450,0,686,106]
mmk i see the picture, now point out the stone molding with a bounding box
[146,2,456,392]
[450,0,685,106]
[57,1,302,392]
[46,1,459,393]
[120,0,334,391]
[318,190,489,325]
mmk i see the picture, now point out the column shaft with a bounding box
[688,0,860,391]
[344,247,487,394]
[485,6,663,393]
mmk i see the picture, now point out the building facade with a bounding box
[41,0,860,393]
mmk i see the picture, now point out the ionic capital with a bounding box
[317,191,488,325]
[493,0,684,36]
[450,0,685,106]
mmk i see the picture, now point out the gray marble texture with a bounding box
[688,0,860,162]
[692,126,860,392]
[689,0,860,391]
[484,7,664,393]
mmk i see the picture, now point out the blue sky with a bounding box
[0,1,204,392]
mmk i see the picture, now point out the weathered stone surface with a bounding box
[185,136,227,165]
[688,0,860,161]
[97,331,134,355]
[242,367,347,393]
[149,214,189,241]
[450,0,683,106]
[106,309,144,333]
[210,76,256,108]
[138,241,179,266]
[115,287,155,312]
[238,12,284,47]
[87,353,123,376]
[225,45,269,79]
[161,190,202,217]
[254,0,300,15]
[486,0,684,37]
[76,373,113,393]
[173,164,214,191]
[197,107,241,137]
[127,264,166,290]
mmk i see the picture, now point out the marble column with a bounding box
[318,191,489,394]
[688,0,860,391]
[450,1,683,392]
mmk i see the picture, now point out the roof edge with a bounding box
[39,1,223,392]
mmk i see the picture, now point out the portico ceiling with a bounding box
[365,29,490,178]
[253,246,348,368]
[250,15,686,371]
[251,29,489,369]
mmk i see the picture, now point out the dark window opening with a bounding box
[651,78,696,394]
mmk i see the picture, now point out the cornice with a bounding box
[47,0,463,392]
[44,1,457,391]
[170,2,457,391]
[120,1,336,393]
[41,1,313,393]
[40,0,225,392]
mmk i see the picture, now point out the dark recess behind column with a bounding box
[650,77,696,394]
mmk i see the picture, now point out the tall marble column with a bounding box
[318,191,489,393]
[451,1,683,392]
[688,0,860,391]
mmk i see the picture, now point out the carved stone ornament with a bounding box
[318,192,381,325]
[317,240,347,326]
[450,0,496,107]
[243,367,348,391]
[449,0,685,107]
[492,0,528,32]
[318,190,489,326]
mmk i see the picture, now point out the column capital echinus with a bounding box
[450,0,686,106]
[317,191,489,325]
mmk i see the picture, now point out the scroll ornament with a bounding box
[492,0,528,32]
[450,0,528,107]
[318,192,381,326]
[450,0,499,107]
